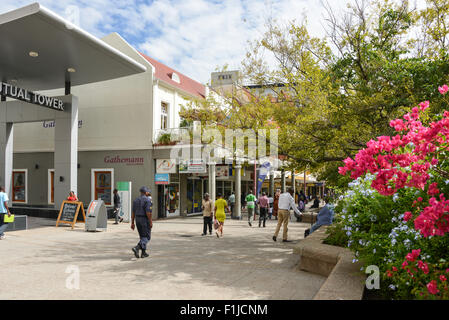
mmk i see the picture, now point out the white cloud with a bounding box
[0,0,432,84]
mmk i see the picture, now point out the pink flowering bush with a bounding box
[338,85,449,299]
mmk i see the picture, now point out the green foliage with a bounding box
[180,0,449,186]
[157,133,173,145]
[327,173,449,299]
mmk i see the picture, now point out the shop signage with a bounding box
[216,165,230,178]
[43,120,83,128]
[104,155,144,165]
[179,159,207,173]
[188,159,207,173]
[117,181,132,223]
[155,173,170,185]
[56,201,86,229]
[0,82,64,111]
[156,159,177,173]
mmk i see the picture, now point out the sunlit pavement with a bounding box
[0,215,325,300]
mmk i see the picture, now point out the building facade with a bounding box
[10,31,259,219]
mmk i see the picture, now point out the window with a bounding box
[12,169,27,203]
[161,102,168,129]
[48,169,55,204]
[91,169,114,206]
[170,72,180,84]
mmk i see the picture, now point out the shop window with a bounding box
[161,102,168,129]
[91,169,114,206]
[12,169,27,203]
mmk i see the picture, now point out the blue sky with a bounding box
[1,0,426,84]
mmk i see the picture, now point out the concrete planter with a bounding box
[294,226,365,300]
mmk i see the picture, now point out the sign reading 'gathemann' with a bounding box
[104,156,144,165]
[0,82,64,111]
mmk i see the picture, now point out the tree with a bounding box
[181,0,449,187]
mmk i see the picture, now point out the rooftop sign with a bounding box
[0,82,64,111]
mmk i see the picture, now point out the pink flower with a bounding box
[419,101,430,111]
[418,260,429,274]
[387,270,393,277]
[440,275,447,282]
[427,280,440,295]
[406,253,415,262]
[428,183,440,196]
[402,261,408,269]
[392,266,398,272]
[412,249,421,259]
[404,211,412,222]
[417,197,423,202]
[438,84,449,95]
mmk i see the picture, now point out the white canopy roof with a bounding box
[0,3,146,91]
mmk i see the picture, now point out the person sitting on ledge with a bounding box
[310,196,320,208]
[304,197,334,238]
[67,191,78,202]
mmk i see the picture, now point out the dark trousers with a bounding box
[136,215,151,250]
[259,207,267,227]
[230,204,235,217]
[0,213,9,236]
[203,216,212,234]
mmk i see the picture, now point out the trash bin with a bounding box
[85,200,108,232]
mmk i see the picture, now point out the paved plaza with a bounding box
[0,215,325,300]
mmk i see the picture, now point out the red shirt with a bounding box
[258,195,269,208]
[67,196,78,201]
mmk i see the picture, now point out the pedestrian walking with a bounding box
[131,186,152,259]
[113,189,123,224]
[228,192,235,218]
[273,187,301,243]
[245,190,256,227]
[258,192,269,227]
[214,193,229,238]
[0,186,11,240]
[201,193,213,236]
[273,189,280,220]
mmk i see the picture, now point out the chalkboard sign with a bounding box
[56,201,86,229]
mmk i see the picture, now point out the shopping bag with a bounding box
[213,219,219,230]
[3,214,14,223]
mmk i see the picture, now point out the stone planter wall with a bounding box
[294,226,366,300]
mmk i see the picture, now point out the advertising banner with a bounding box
[155,173,170,185]
[117,181,132,223]
[179,159,207,173]
[257,162,271,196]
[156,159,177,173]
[216,165,230,178]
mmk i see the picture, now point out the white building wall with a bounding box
[153,82,192,132]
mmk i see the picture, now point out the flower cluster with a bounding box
[337,84,449,299]
[339,87,449,239]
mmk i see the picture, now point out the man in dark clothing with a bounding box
[113,189,122,224]
[311,196,320,208]
[131,186,152,259]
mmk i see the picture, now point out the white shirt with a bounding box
[278,192,300,214]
